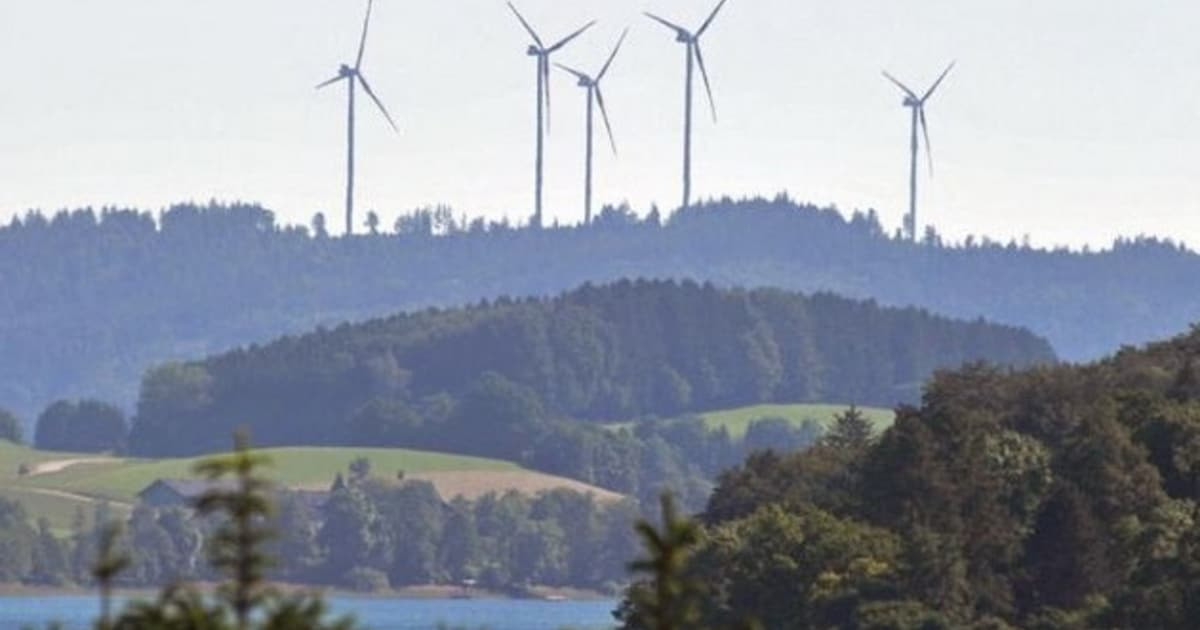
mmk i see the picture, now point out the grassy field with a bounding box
[0,442,133,531]
[1,445,622,531]
[15,446,524,503]
[407,470,624,503]
[0,441,95,476]
[0,403,890,531]
[700,403,895,438]
[0,487,132,534]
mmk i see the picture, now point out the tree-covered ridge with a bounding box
[665,324,1200,628]
[127,279,1052,457]
[6,195,1188,423]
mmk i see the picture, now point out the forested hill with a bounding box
[680,324,1200,628]
[2,196,1192,421]
[127,279,1053,457]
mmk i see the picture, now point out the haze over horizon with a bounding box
[1,0,1197,249]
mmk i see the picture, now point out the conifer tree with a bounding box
[193,430,276,630]
[91,522,130,630]
[619,493,706,630]
[824,405,876,451]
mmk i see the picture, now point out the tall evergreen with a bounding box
[192,431,277,630]
[824,405,875,451]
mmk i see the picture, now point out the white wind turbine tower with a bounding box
[508,3,596,228]
[315,0,400,236]
[882,62,956,241]
[556,29,629,225]
[644,0,731,210]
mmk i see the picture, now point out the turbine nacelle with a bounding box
[526,45,542,57]
[339,64,355,77]
[903,96,920,107]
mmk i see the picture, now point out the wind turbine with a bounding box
[644,0,729,210]
[882,62,955,242]
[508,3,596,229]
[557,29,628,225]
[316,0,399,236]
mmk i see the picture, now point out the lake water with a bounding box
[0,596,618,629]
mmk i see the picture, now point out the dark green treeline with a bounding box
[3,196,1189,423]
[633,324,1200,628]
[128,279,1052,457]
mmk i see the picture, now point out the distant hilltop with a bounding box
[1,195,1194,423]
[127,278,1053,457]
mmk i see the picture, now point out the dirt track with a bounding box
[27,457,120,476]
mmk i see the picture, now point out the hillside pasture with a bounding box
[700,403,895,438]
[11,446,620,506]
[0,441,109,479]
[0,486,132,534]
[405,470,625,503]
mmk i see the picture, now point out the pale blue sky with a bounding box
[1,1,1197,247]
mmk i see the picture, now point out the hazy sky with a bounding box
[1,1,1197,247]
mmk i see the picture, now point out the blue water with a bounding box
[0,595,618,629]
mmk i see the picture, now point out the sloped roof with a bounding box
[139,478,238,500]
[138,479,330,509]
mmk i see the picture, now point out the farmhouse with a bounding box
[137,479,329,510]
[137,479,232,507]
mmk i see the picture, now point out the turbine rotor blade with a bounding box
[508,2,544,48]
[355,0,374,69]
[921,60,956,102]
[882,71,918,99]
[644,12,688,37]
[596,86,618,155]
[597,28,629,81]
[697,0,730,37]
[547,20,597,53]
[919,107,934,177]
[358,73,398,132]
[555,62,591,83]
[316,74,346,90]
[693,43,717,122]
